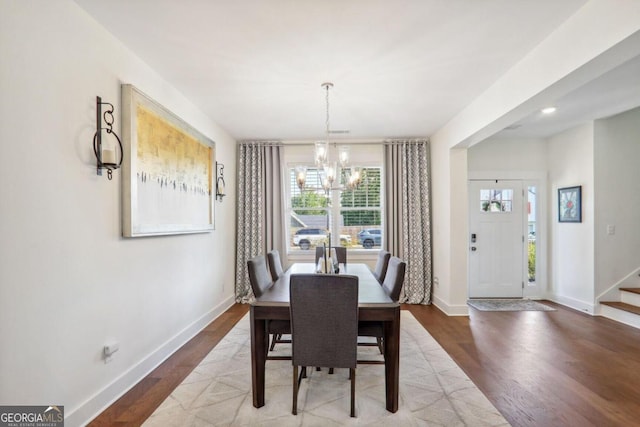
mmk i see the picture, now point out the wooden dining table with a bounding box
[250,262,401,412]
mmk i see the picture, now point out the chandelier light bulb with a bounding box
[315,142,328,165]
[295,166,307,190]
[339,146,350,167]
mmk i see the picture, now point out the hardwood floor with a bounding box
[407,301,640,427]
[89,302,640,426]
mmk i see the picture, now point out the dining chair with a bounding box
[315,246,347,265]
[358,256,406,357]
[290,274,359,417]
[373,250,391,283]
[266,249,285,282]
[266,249,289,350]
[247,255,291,357]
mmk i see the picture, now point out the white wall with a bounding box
[0,2,237,425]
[468,137,548,172]
[547,123,595,312]
[594,107,640,298]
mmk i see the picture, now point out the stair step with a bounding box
[620,288,640,295]
[601,301,640,316]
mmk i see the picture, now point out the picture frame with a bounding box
[558,185,581,223]
[121,84,215,237]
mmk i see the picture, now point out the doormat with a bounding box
[467,299,556,312]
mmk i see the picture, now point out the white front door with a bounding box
[468,180,524,298]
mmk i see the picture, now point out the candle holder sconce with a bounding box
[215,162,226,202]
[93,96,123,180]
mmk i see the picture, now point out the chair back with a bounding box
[290,274,358,369]
[247,255,272,298]
[267,250,284,282]
[382,257,406,302]
[373,250,391,283]
[315,246,347,265]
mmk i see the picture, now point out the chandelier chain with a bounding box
[325,83,330,139]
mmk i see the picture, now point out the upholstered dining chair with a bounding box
[358,256,406,357]
[315,246,347,265]
[267,249,285,282]
[266,249,289,350]
[289,274,359,417]
[247,255,291,357]
[373,250,391,283]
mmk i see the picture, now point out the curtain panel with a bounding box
[235,142,285,303]
[384,140,433,304]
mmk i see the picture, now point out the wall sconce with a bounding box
[92,96,123,180]
[215,162,226,202]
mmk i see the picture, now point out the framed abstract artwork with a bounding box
[121,84,215,237]
[558,186,581,223]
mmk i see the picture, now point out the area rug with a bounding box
[467,299,556,312]
[144,311,509,426]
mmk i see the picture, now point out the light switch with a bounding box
[607,225,615,235]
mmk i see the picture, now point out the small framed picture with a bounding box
[558,186,582,223]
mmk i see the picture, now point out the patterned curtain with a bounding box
[384,140,432,304]
[235,142,284,303]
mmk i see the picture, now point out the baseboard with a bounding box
[432,294,469,316]
[547,293,595,315]
[67,294,235,427]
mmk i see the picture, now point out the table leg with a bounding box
[250,306,267,408]
[384,307,400,412]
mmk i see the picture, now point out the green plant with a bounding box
[528,241,536,282]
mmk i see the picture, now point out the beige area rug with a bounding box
[467,299,556,312]
[144,312,509,426]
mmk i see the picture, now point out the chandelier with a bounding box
[295,82,361,192]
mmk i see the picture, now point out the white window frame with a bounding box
[283,144,385,262]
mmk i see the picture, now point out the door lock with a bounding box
[470,246,477,251]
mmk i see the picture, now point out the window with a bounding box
[287,165,383,252]
[479,189,513,212]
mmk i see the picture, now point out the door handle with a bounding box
[470,246,477,251]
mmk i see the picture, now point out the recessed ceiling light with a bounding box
[541,106,557,114]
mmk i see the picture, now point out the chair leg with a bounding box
[329,367,334,374]
[376,337,384,354]
[350,368,356,417]
[269,333,279,351]
[292,365,298,415]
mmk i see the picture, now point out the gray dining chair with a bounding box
[267,249,285,282]
[373,250,391,283]
[247,255,291,357]
[358,256,406,357]
[290,274,359,417]
[315,246,347,265]
[266,249,289,350]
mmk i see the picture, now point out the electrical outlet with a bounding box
[103,342,119,364]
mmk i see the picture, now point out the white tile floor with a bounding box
[144,312,509,426]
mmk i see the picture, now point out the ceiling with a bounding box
[73,0,639,142]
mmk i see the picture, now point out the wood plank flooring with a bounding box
[89,301,640,426]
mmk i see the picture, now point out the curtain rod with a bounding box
[238,139,429,147]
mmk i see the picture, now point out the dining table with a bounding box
[250,262,401,412]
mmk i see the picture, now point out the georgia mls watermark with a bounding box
[0,406,63,427]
